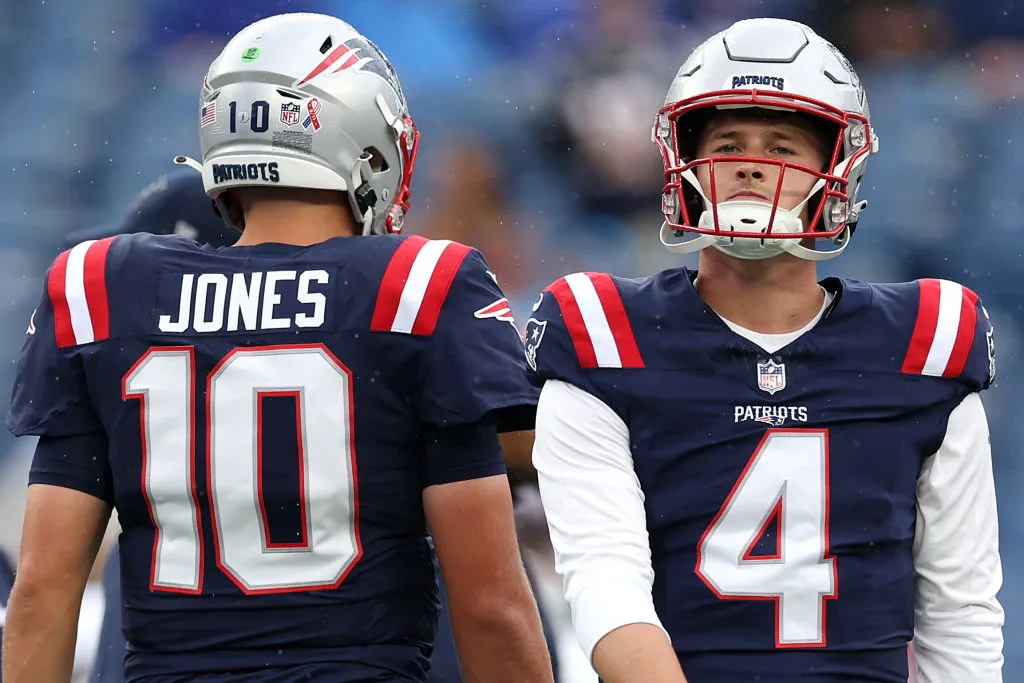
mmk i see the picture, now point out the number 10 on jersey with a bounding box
[697,429,836,647]
[123,344,362,595]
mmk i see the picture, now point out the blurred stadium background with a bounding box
[0,0,1020,680]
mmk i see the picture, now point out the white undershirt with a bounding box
[718,288,834,353]
[533,317,1003,681]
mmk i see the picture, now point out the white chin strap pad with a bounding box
[700,200,802,261]
[659,200,851,262]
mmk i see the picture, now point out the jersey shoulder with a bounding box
[42,234,130,348]
[368,235,536,431]
[851,278,995,391]
[367,234,501,337]
[47,232,232,347]
[527,270,655,390]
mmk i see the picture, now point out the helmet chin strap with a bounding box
[776,227,852,261]
[348,155,375,236]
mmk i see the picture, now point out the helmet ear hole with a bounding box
[363,147,390,173]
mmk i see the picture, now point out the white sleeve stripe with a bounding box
[390,239,452,334]
[564,272,621,368]
[921,280,964,377]
[65,240,97,345]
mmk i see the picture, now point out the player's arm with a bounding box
[422,420,554,683]
[412,245,551,681]
[911,392,1003,682]
[533,380,687,683]
[498,429,535,477]
[4,248,118,683]
[3,435,112,683]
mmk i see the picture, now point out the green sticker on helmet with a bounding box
[241,47,261,62]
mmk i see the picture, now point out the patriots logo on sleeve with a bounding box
[524,318,547,371]
[474,298,516,327]
[982,304,996,385]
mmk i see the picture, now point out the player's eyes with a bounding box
[714,144,740,154]
[772,146,794,155]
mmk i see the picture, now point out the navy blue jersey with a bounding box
[528,269,994,683]
[8,233,537,682]
[94,539,561,683]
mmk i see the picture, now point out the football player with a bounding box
[528,18,1003,683]
[81,173,560,683]
[4,13,553,683]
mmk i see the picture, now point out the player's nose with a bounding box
[734,161,766,181]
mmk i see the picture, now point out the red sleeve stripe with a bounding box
[46,238,115,348]
[545,278,598,369]
[47,248,75,348]
[370,237,472,336]
[546,272,644,369]
[83,237,113,341]
[371,235,426,332]
[901,279,979,377]
[409,241,472,335]
[588,272,644,368]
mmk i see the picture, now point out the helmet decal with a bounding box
[296,36,404,102]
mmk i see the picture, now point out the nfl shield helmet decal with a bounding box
[280,102,301,126]
[757,359,786,395]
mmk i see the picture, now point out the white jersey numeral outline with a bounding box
[697,429,836,647]
[124,344,361,595]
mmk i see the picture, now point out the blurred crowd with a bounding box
[0,0,1021,680]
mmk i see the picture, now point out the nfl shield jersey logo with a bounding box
[757,359,786,395]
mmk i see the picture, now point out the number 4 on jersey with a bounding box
[697,429,837,647]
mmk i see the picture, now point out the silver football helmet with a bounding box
[175,13,420,236]
[652,18,879,261]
